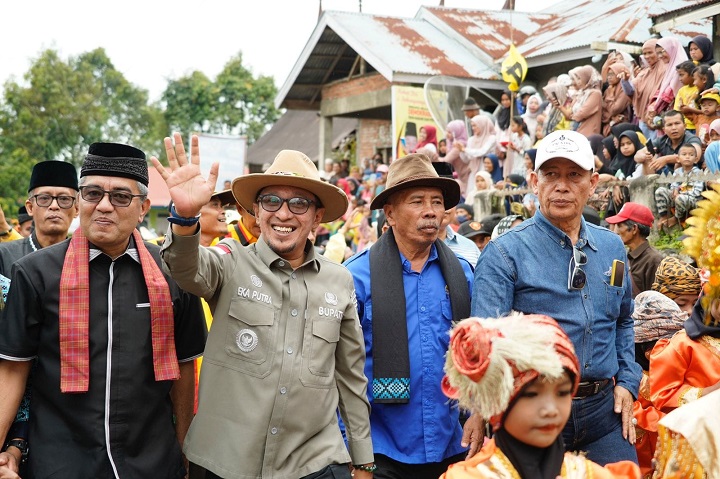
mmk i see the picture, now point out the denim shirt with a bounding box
[345,244,474,463]
[471,210,641,397]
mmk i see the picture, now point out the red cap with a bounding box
[605,202,654,227]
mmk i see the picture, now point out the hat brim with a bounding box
[231,174,349,222]
[212,189,237,206]
[461,105,480,111]
[370,177,460,211]
[604,214,628,224]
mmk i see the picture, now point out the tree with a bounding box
[162,52,279,144]
[0,48,164,212]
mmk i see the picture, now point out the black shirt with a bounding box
[0,238,205,479]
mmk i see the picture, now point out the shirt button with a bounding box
[291,309,298,317]
[287,348,293,354]
[280,387,287,394]
[278,261,285,267]
[584,363,589,369]
[583,294,587,299]
[271,427,278,435]
[420,306,426,312]
[291,272,296,279]
[560,240,565,246]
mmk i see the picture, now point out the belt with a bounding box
[573,379,611,399]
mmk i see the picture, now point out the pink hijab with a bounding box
[467,115,496,150]
[654,37,688,109]
[413,124,438,152]
[446,120,468,150]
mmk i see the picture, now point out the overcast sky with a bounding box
[1,0,558,102]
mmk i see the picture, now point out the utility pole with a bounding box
[502,0,515,9]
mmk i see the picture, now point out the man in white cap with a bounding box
[471,130,641,466]
[154,134,373,479]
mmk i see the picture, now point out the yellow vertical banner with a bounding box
[501,44,528,92]
[391,85,445,160]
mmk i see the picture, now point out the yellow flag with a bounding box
[501,44,528,92]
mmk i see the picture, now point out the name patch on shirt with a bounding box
[319,306,343,320]
[237,286,272,305]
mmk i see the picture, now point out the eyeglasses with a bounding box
[79,186,145,207]
[568,246,587,290]
[256,194,315,215]
[31,194,76,209]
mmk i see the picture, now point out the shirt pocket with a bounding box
[604,281,624,318]
[223,298,277,378]
[301,318,340,389]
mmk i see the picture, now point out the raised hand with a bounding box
[150,133,219,218]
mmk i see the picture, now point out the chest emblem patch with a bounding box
[251,275,263,288]
[325,292,338,306]
[236,329,259,353]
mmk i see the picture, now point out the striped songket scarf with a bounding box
[59,228,179,393]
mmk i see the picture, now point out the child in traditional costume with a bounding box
[440,313,640,479]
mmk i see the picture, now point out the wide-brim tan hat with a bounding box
[370,153,460,210]
[232,150,348,222]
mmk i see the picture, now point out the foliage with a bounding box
[652,227,685,251]
[0,48,280,214]
[162,52,279,145]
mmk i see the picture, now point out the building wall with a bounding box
[358,118,392,161]
[322,73,392,101]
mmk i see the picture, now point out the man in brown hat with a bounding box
[344,153,481,479]
[0,142,205,478]
[154,133,374,479]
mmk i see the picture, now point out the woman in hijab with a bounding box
[647,37,688,125]
[604,130,645,217]
[521,94,543,143]
[552,65,603,137]
[493,89,518,134]
[602,63,633,136]
[620,38,668,141]
[541,82,571,135]
[445,119,470,196]
[457,115,497,197]
[440,314,641,479]
[412,124,439,154]
[688,35,720,80]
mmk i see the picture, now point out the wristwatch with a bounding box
[167,204,201,227]
[3,438,29,464]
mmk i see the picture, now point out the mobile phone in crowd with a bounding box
[645,140,656,155]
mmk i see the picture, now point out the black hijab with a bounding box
[494,427,565,479]
[685,293,720,339]
[599,136,617,174]
[690,35,716,66]
[610,131,643,179]
[610,122,641,139]
[496,90,519,131]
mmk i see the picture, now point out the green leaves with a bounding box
[0,48,280,220]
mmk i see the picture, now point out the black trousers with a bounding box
[373,452,466,479]
[195,463,351,479]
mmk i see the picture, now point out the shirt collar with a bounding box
[399,243,438,273]
[255,236,320,272]
[445,226,457,242]
[533,209,598,252]
[628,240,650,259]
[89,235,140,263]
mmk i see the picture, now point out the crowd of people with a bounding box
[0,32,719,479]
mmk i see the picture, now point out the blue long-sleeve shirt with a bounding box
[344,244,474,464]
[470,210,641,398]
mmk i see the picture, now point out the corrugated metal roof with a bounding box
[276,0,714,108]
[424,0,711,60]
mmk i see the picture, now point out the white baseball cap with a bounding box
[535,130,594,171]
